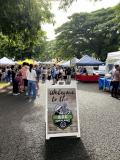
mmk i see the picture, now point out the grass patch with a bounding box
[0,82,10,89]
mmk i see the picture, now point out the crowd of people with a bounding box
[0,66,11,82]
[0,63,75,100]
[0,62,120,100]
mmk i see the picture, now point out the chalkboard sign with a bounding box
[46,82,80,139]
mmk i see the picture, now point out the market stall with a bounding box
[76,74,100,82]
[61,60,70,67]
[75,55,104,82]
[17,59,37,65]
[106,51,120,72]
[98,51,120,91]
[39,61,54,65]
[61,57,80,67]
[70,57,80,66]
[0,57,15,65]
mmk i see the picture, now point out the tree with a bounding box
[55,7,120,61]
[58,0,103,9]
[45,40,57,59]
[0,0,53,59]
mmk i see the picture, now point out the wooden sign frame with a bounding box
[45,82,80,140]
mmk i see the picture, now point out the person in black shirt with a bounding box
[11,66,19,95]
[65,67,71,84]
[11,66,16,83]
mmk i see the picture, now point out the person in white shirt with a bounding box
[27,64,37,100]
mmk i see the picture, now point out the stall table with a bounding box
[75,74,100,82]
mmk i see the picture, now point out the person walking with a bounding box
[59,67,63,80]
[0,67,2,81]
[41,67,47,83]
[55,67,59,83]
[65,67,71,84]
[111,65,120,98]
[6,66,11,82]
[21,62,29,91]
[51,65,56,85]
[27,64,37,100]
[47,68,51,81]
[17,65,23,93]
[12,66,20,95]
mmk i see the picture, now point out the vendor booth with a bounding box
[75,55,104,82]
[61,60,70,67]
[17,59,37,65]
[40,61,54,65]
[76,55,104,66]
[98,51,120,91]
[0,57,15,65]
[71,57,80,66]
[76,74,100,82]
[61,57,80,67]
[106,51,120,72]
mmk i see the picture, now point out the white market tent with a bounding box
[71,57,80,65]
[114,60,120,65]
[0,57,15,65]
[39,61,54,65]
[106,51,120,64]
[61,57,80,67]
[61,60,70,67]
[106,51,120,72]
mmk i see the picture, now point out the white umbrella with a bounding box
[0,57,15,65]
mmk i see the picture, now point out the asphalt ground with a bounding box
[0,81,120,160]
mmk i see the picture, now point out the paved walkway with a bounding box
[0,81,120,160]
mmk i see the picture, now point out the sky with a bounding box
[42,0,120,40]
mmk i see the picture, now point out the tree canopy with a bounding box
[54,6,120,61]
[0,0,53,59]
[58,0,103,9]
[0,0,120,61]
